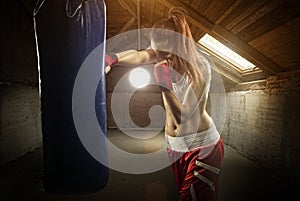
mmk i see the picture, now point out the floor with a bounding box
[0,130,299,201]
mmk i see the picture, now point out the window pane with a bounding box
[198,34,256,71]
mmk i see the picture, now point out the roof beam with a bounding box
[118,0,137,19]
[160,0,285,75]
[118,17,136,34]
[159,0,214,32]
[213,62,242,84]
[212,25,284,75]
[215,0,242,25]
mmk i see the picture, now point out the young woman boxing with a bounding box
[106,7,224,201]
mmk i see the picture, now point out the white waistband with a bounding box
[165,124,220,152]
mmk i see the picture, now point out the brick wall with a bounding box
[222,73,300,180]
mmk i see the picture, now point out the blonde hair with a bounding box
[150,7,207,87]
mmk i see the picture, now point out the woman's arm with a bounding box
[153,62,206,124]
[116,49,157,66]
[106,49,157,73]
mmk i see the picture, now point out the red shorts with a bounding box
[167,138,224,201]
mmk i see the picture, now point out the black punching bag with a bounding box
[34,0,108,194]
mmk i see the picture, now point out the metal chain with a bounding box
[65,0,84,18]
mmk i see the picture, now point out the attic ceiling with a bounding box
[105,0,300,85]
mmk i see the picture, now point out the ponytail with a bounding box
[168,7,190,38]
[151,7,207,88]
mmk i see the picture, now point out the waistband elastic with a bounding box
[165,123,220,152]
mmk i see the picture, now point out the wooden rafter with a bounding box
[118,17,136,34]
[215,0,242,25]
[118,0,153,32]
[118,0,137,19]
[159,0,285,75]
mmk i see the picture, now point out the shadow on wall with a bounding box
[0,1,42,166]
[0,85,42,166]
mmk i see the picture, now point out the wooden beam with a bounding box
[215,0,242,25]
[158,0,214,32]
[161,0,284,75]
[230,0,282,34]
[213,62,242,84]
[118,0,153,29]
[286,0,300,14]
[221,0,255,30]
[118,0,137,19]
[190,0,202,10]
[202,0,221,18]
[213,25,284,74]
[118,17,136,34]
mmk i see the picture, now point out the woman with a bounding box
[106,7,224,201]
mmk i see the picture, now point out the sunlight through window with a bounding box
[198,34,256,71]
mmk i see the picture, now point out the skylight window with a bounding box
[198,34,256,71]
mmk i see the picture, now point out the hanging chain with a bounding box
[65,0,84,18]
[33,0,46,16]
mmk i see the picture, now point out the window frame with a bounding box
[197,33,261,75]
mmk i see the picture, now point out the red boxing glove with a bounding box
[105,52,118,67]
[154,62,172,91]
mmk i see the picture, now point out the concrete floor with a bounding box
[0,130,299,201]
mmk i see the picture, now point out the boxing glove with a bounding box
[154,62,172,91]
[105,52,118,67]
[105,52,118,73]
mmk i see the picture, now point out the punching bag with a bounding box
[34,0,108,194]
